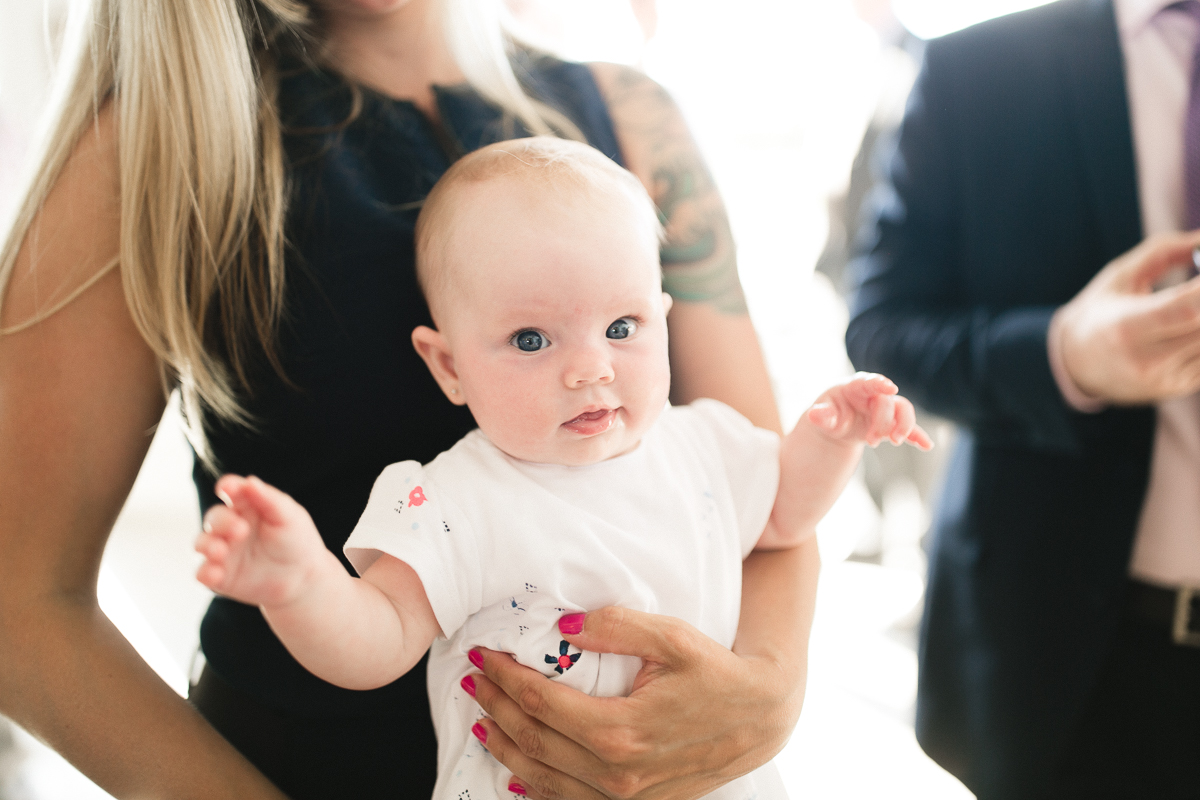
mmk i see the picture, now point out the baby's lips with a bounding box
[564,407,611,425]
[561,407,618,436]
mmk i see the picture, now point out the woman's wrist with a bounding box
[735,540,819,689]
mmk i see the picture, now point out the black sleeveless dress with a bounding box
[189,56,623,799]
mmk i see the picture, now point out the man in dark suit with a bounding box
[847,1,1200,797]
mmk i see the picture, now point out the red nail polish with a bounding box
[558,613,585,635]
[472,722,487,744]
[461,675,476,697]
[468,649,484,669]
[508,781,527,796]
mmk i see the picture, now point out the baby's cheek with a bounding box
[470,377,556,455]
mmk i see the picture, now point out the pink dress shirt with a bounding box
[1049,0,1200,587]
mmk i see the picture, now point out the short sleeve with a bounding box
[685,399,781,556]
[344,461,481,639]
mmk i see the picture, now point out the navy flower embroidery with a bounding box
[545,640,580,674]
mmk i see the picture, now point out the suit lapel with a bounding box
[1059,0,1144,258]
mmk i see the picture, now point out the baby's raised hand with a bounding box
[194,475,330,609]
[807,372,933,450]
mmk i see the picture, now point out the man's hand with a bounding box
[1057,232,1200,405]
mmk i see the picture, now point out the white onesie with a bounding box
[344,399,786,800]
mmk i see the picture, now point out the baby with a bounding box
[195,137,930,800]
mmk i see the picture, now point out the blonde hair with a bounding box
[0,0,581,470]
[415,136,661,323]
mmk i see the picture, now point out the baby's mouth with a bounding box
[562,408,618,436]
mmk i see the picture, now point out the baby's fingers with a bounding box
[882,396,935,451]
[843,372,898,407]
[195,529,231,563]
[905,424,935,451]
[889,396,917,445]
[195,508,247,590]
[195,560,228,591]
[194,530,231,591]
[217,473,305,531]
[200,504,252,546]
[866,394,897,446]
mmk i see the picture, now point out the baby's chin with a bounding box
[495,425,643,467]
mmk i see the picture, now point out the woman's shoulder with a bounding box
[578,61,691,190]
[514,49,599,93]
[519,53,673,125]
[2,101,120,331]
[585,61,675,118]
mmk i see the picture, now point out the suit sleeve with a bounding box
[844,41,1080,454]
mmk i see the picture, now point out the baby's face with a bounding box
[438,179,670,466]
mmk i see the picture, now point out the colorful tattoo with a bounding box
[597,65,749,315]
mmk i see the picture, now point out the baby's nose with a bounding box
[564,346,615,387]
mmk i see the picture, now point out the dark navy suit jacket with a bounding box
[846,1,1158,796]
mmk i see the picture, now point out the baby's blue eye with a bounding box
[512,330,547,352]
[607,318,638,340]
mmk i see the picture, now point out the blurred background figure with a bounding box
[847,0,1200,797]
[813,0,945,570]
[0,1,1054,798]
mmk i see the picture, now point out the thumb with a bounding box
[558,606,699,669]
[1117,234,1200,292]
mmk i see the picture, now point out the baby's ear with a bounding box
[661,292,674,316]
[411,326,466,406]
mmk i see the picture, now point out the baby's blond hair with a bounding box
[415,137,662,325]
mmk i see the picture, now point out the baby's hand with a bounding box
[807,372,933,450]
[194,475,330,609]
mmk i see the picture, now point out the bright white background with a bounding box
[0,1,1052,798]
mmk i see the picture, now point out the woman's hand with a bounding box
[464,547,815,800]
[467,610,798,800]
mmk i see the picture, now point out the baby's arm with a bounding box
[755,372,932,550]
[194,475,441,690]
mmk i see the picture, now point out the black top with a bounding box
[195,55,623,718]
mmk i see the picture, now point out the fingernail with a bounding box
[461,675,476,697]
[468,649,484,669]
[472,722,488,744]
[558,613,585,635]
[216,489,232,506]
[508,781,527,796]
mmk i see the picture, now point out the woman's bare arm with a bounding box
[0,108,285,800]
[591,61,781,433]
[457,64,818,800]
